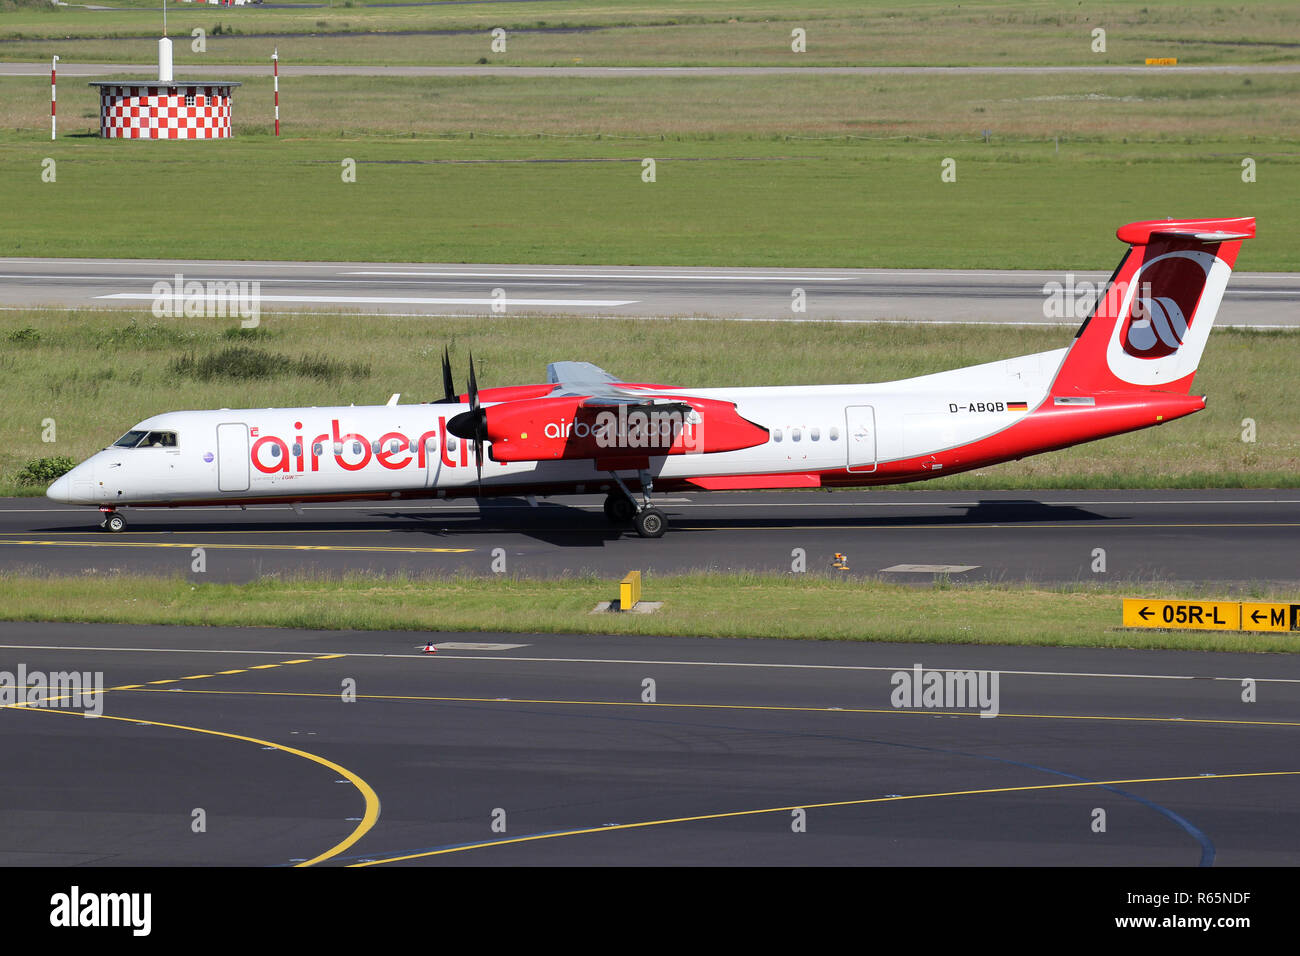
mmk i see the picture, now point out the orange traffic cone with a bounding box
[422,642,437,654]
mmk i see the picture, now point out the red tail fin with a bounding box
[1051,217,1254,395]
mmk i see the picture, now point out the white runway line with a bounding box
[97,293,639,307]
[344,271,858,281]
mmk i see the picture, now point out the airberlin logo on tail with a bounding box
[1126,295,1188,356]
[1120,252,1210,360]
[1103,248,1227,387]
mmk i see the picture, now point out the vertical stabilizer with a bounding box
[1051,217,1254,395]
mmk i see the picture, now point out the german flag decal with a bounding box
[1007,401,1028,411]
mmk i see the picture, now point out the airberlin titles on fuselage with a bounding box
[251,416,463,475]
[248,407,712,475]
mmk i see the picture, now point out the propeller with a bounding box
[446,352,487,493]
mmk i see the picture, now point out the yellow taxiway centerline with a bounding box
[117,687,1300,728]
[352,770,1300,865]
[1,654,375,866]
[2,705,379,867]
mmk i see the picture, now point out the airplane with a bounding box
[48,216,1254,538]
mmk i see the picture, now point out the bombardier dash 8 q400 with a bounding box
[49,216,1253,537]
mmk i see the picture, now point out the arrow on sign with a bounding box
[1139,606,1154,621]
[1251,610,1267,624]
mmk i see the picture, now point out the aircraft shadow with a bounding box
[20,497,1112,547]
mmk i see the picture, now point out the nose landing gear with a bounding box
[99,507,126,533]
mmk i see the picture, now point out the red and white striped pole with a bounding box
[272,48,279,137]
[50,54,58,140]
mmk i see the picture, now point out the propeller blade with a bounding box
[462,353,485,495]
[474,437,484,494]
[440,347,456,403]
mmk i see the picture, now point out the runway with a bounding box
[3,257,1298,325]
[3,490,1297,585]
[2,620,1297,866]
[6,62,1300,78]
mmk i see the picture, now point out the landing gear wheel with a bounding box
[604,493,635,525]
[633,507,667,539]
[104,513,126,533]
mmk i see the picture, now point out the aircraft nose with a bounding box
[46,473,71,503]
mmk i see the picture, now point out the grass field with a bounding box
[2,1,1298,67]
[1,135,1292,267]
[0,571,1295,653]
[9,70,1300,142]
[1,66,1294,266]
[2,310,1295,494]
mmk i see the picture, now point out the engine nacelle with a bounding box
[479,396,769,462]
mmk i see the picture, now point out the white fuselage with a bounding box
[49,349,1067,507]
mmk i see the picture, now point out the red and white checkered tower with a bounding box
[90,27,240,140]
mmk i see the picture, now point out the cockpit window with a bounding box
[113,430,177,449]
[113,430,148,448]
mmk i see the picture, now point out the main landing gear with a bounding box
[604,471,667,539]
[100,507,125,533]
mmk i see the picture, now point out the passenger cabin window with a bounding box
[811,427,821,441]
[792,428,802,442]
[773,429,782,443]
[830,427,840,441]
[114,429,177,448]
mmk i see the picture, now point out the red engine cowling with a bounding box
[482,396,769,462]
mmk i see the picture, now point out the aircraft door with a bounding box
[845,405,877,473]
[216,423,250,492]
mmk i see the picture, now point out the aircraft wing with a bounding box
[546,361,621,388]
[545,360,685,406]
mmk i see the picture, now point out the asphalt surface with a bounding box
[2,621,1296,866]
[2,258,1297,325]
[3,490,1297,585]
[5,62,1300,77]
